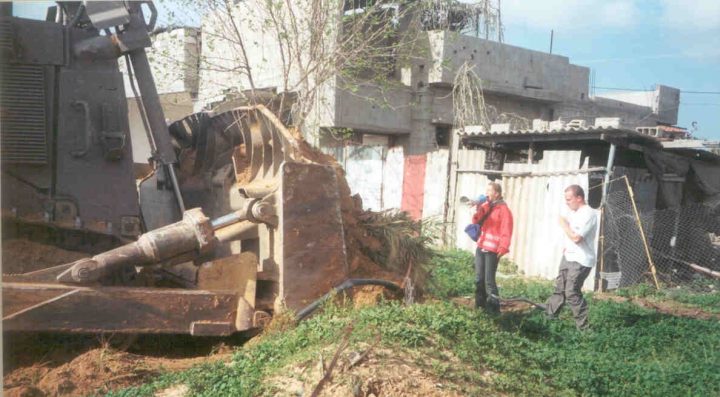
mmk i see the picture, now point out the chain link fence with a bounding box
[597,176,720,293]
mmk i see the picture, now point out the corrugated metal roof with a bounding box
[459,125,662,148]
[459,125,650,138]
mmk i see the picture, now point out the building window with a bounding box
[435,126,450,147]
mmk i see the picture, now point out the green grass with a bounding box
[109,250,720,397]
[426,249,552,301]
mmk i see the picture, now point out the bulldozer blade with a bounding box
[276,161,349,311]
[3,282,253,335]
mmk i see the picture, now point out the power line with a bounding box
[682,91,720,95]
[594,86,652,92]
[594,86,720,94]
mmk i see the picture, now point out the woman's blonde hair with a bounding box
[488,182,503,197]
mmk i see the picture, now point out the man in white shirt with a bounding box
[543,184,598,330]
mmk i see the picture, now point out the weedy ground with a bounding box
[104,249,720,397]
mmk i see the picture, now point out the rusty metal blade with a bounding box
[279,162,349,311]
[2,282,251,335]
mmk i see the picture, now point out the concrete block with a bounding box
[548,120,566,130]
[490,123,511,133]
[594,117,622,128]
[400,67,412,87]
[636,126,660,137]
[461,125,486,135]
[532,119,549,131]
[565,119,587,128]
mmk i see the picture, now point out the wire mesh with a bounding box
[597,177,720,293]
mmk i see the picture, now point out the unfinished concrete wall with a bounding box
[596,85,680,126]
[555,97,664,130]
[197,0,338,112]
[198,4,282,108]
[334,83,413,134]
[193,4,681,158]
[482,92,550,126]
[426,31,589,102]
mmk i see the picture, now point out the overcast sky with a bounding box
[13,0,720,140]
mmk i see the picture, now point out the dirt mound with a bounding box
[268,347,468,396]
[4,346,233,397]
[1,239,87,275]
[352,285,397,309]
[39,349,154,396]
[3,333,238,397]
[4,348,153,397]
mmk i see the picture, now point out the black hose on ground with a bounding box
[490,293,547,310]
[296,279,402,321]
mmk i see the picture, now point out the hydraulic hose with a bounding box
[490,293,546,310]
[296,279,402,321]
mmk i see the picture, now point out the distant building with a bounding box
[196,2,681,156]
[128,2,692,220]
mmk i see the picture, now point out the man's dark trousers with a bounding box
[546,257,592,330]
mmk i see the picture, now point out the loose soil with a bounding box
[266,346,480,397]
[1,239,87,275]
[3,333,240,397]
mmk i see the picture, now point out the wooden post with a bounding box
[623,176,661,289]
[527,143,534,164]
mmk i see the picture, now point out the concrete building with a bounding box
[195,6,681,157]
[187,1,685,219]
[130,2,687,216]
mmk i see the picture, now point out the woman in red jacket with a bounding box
[471,182,514,314]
